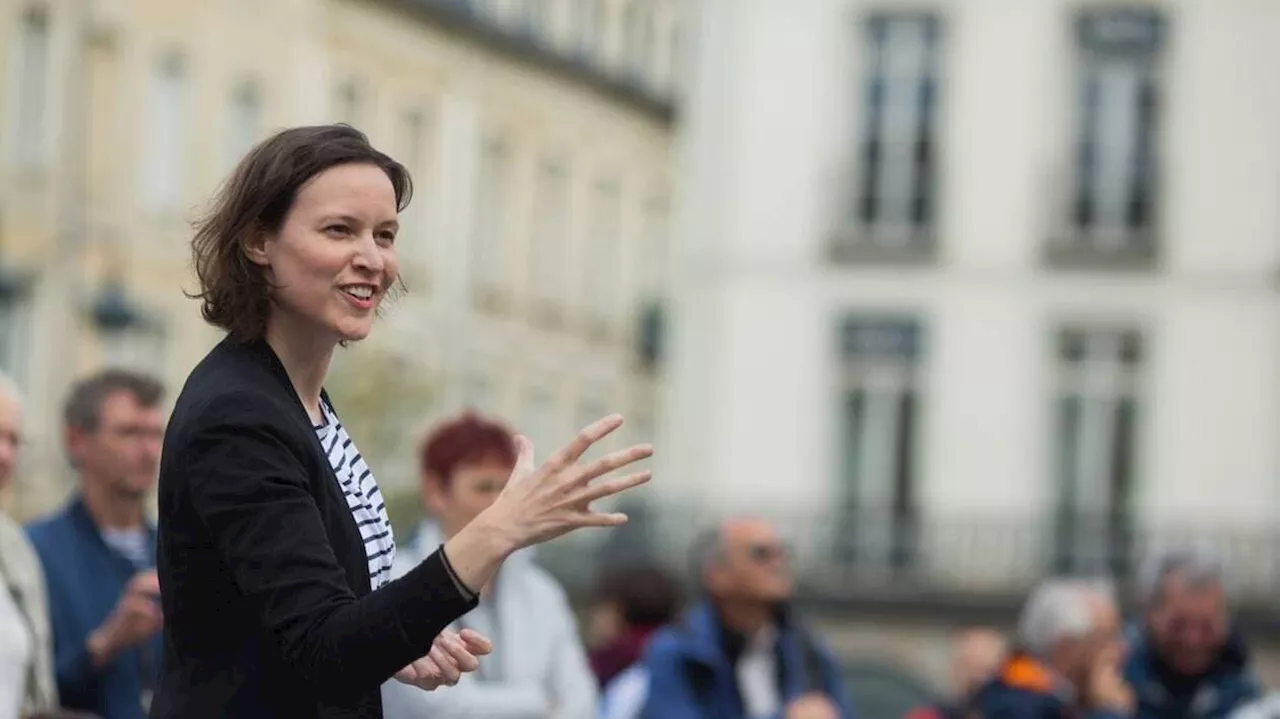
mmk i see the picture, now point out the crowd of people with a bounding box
[1,365,1275,719]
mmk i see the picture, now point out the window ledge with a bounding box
[1043,233,1158,271]
[827,226,937,266]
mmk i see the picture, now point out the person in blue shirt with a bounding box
[26,370,166,719]
[639,519,854,719]
[1124,548,1260,719]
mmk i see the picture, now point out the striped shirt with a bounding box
[314,399,396,588]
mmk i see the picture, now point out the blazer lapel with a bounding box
[229,338,373,595]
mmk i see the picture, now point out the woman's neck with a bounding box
[264,316,335,423]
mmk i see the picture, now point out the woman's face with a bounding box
[250,162,400,346]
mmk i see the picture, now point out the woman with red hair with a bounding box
[382,411,601,719]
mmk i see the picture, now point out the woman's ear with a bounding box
[241,227,271,267]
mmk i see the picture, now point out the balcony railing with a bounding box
[535,502,1280,612]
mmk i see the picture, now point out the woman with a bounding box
[0,375,60,719]
[151,124,652,719]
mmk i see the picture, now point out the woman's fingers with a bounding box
[428,643,461,684]
[436,632,480,673]
[576,471,653,506]
[545,415,624,469]
[458,628,494,656]
[577,444,654,483]
[415,655,445,689]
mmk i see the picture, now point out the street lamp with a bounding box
[89,278,143,336]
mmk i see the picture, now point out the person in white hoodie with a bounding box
[382,411,598,719]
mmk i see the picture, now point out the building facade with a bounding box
[0,0,680,517]
[654,0,1280,594]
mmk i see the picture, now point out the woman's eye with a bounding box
[324,225,349,237]
[378,231,397,244]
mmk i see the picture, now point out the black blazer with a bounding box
[150,337,477,719]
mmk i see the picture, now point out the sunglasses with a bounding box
[746,543,788,564]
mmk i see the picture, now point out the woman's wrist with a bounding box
[440,507,521,594]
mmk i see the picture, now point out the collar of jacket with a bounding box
[674,600,800,668]
[217,336,335,427]
[996,651,1077,703]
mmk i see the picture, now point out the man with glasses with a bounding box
[639,518,854,719]
[27,370,166,719]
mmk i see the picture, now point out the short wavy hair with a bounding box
[189,124,412,341]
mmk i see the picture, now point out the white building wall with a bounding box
[660,0,1280,537]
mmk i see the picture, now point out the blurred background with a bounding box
[2,0,1280,715]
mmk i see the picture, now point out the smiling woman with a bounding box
[152,125,654,719]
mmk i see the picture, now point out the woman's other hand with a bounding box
[393,628,493,691]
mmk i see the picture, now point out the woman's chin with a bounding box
[333,320,374,344]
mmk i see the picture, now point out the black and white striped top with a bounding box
[314,400,396,588]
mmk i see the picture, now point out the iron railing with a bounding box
[536,502,1280,609]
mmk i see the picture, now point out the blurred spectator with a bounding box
[26,371,165,719]
[971,578,1132,719]
[1228,693,1280,719]
[381,411,598,719]
[638,518,854,719]
[588,563,683,687]
[905,627,1006,719]
[0,373,59,718]
[591,564,682,719]
[1124,548,1260,719]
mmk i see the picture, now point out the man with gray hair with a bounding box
[638,518,854,719]
[971,577,1133,719]
[1123,547,1259,719]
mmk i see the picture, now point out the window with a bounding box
[334,80,363,128]
[225,80,262,172]
[582,179,622,332]
[141,51,187,214]
[528,158,569,316]
[573,0,601,60]
[849,14,942,252]
[621,1,654,80]
[8,4,50,168]
[1052,325,1142,576]
[462,370,494,413]
[471,138,511,305]
[638,195,669,299]
[522,388,557,453]
[1066,9,1165,257]
[396,109,430,267]
[0,292,31,383]
[515,0,545,37]
[835,317,923,572]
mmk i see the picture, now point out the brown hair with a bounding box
[189,124,412,341]
[63,369,165,432]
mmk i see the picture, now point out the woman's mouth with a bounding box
[339,283,377,309]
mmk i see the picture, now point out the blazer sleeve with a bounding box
[181,391,477,701]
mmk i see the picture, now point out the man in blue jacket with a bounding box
[26,371,166,719]
[639,518,854,719]
[1124,548,1260,719]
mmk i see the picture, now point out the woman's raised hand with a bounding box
[488,414,653,548]
[441,414,652,596]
